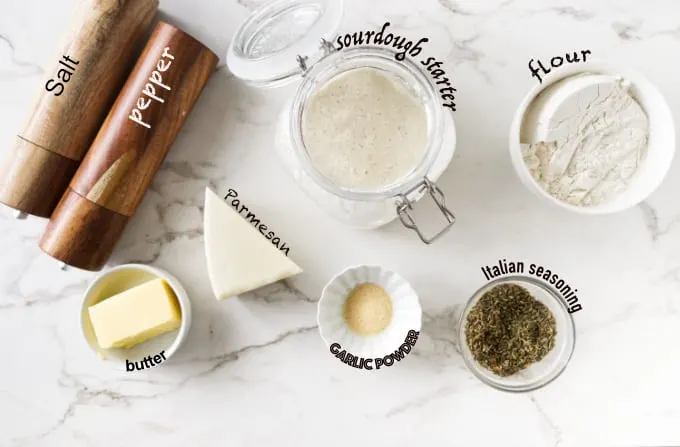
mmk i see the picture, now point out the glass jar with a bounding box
[227,0,457,243]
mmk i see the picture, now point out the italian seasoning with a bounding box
[465,283,556,376]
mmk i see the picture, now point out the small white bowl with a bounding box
[317,265,422,360]
[509,61,675,214]
[81,264,192,371]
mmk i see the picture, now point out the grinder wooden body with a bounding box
[40,22,218,271]
[0,0,158,217]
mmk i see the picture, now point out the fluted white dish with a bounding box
[317,265,422,359]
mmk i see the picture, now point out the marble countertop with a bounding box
[2,0,680,445]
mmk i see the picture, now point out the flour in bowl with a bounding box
[522,79,649,206]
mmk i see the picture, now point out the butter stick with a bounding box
[88,278,181,349]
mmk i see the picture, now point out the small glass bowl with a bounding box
[458,275,575,392]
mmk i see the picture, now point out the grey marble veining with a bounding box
[1,0,680,446]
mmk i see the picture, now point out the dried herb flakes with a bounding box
[465,283,557,377]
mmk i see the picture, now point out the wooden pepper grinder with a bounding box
[40,22,218,271]
[0,0,158,218]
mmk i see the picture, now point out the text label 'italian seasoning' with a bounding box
[480,259,583,313]
[330,330,419,370]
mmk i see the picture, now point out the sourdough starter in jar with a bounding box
[302,68,428,190]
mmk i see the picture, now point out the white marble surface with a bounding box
[1,0,680,445]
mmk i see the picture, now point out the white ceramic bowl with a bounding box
[81,264,192,371]
[317,265,422,360]
[509,61,675,214]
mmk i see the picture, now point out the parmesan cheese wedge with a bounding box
[204,188,302,300]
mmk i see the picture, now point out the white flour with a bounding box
[302,68,427,190]
[522,79,649,206]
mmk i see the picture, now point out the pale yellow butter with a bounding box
[88,278,181,349]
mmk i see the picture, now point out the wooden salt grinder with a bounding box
[0,0,158,218]
[40,22,218,271]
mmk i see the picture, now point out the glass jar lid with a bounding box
[227,0,344,87]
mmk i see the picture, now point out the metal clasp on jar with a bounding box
[395,178,455,244]
[296,38,337,74]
